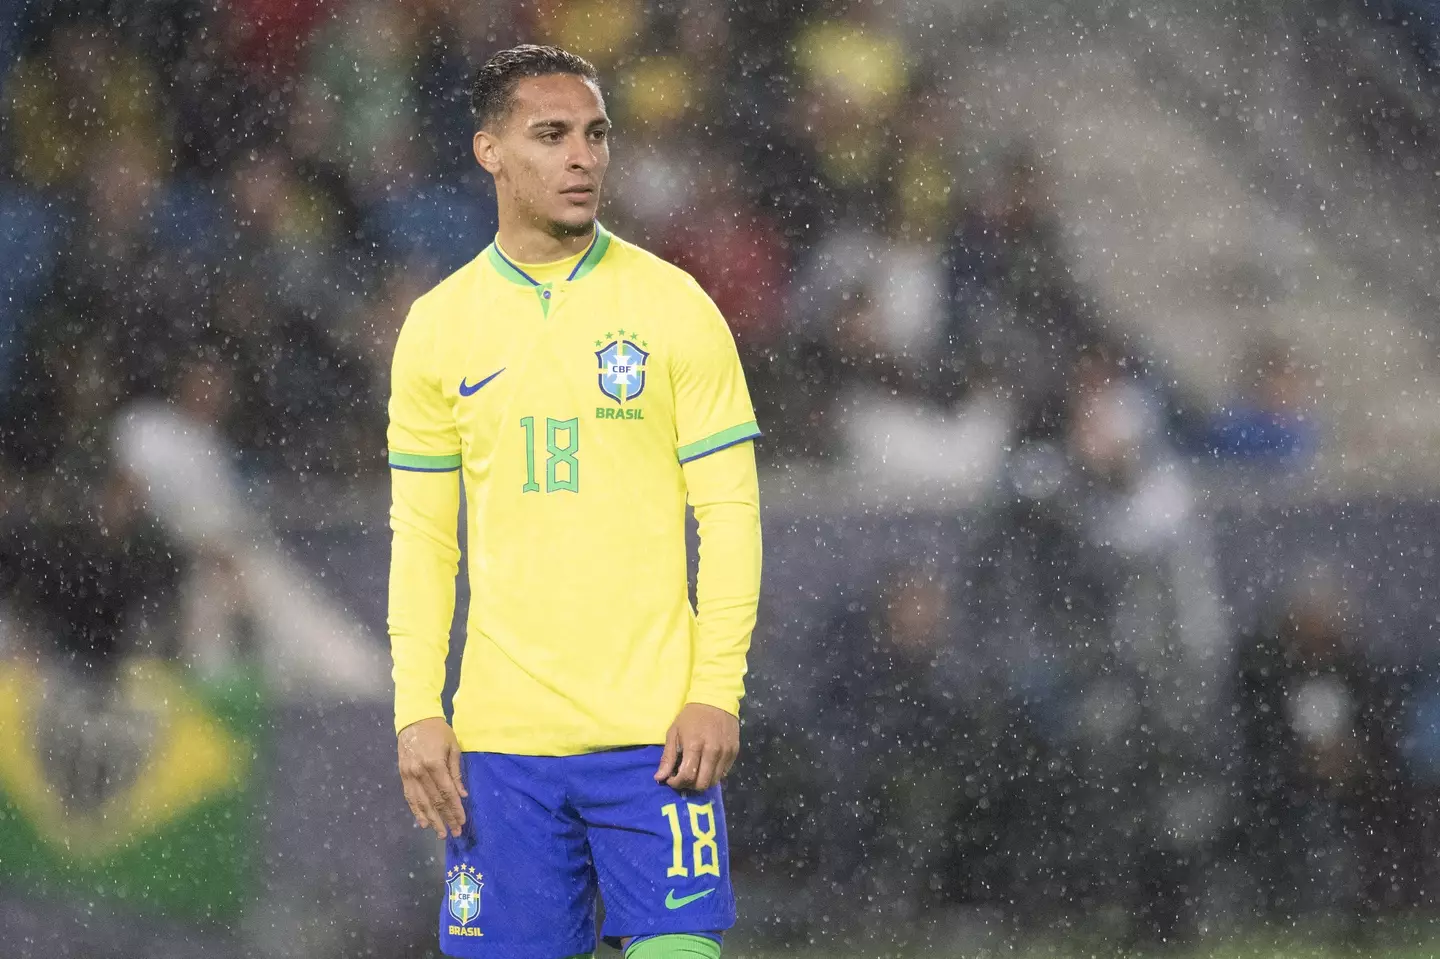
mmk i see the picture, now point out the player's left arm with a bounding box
[655,278,762,793]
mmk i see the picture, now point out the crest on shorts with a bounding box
[594,330,649,404]
[446,863,484,926]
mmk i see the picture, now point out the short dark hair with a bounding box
[469,45,600,130]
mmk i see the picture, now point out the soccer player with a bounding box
[386,45,763,959]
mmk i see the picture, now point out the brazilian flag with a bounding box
[0,657,263,921]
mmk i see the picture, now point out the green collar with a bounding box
[484,222,613,287]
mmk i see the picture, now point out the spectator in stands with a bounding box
[1194,337,1318,462]
[223,147,351,321]
[1236,573,1408,932]
[790,0,910,225]
[788,164,1013,489]
[168,9,279,176]
[303,0,422,189]
[0,284,163,482]
[204,275,377,475]
[946,144,1104,439]
[1010,347,1228,945]
[0,174,64,393]
[604,54,703,244]
[5,23,164,191]
[59,132,209,382]
[531,0,643,71]
[815,560,1003,921]
[661,159,791,437]
[221,0,332,82]
[0,455,185,677]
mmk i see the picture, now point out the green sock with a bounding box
[625,934,722,959]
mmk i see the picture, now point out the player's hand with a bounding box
[397,717,468,840]
[655,702,739,792]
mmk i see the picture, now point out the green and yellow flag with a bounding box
[0,657,263,921]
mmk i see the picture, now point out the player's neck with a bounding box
[495,218,594,265]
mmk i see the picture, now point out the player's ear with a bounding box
[473,130,501,175]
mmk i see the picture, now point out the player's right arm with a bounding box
[387,303,468,839]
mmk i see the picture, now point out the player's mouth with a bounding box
[560,185,596,203]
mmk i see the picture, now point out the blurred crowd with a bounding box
[735,540,1440,946]
[0,0,1317,491]
[0,0,1431,950]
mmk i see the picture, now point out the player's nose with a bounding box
[566,136,599,171]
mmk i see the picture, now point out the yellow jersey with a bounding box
[386,223,762,755]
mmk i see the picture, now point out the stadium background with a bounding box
[6,0,1440,956]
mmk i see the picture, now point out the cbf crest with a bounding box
[446,863,484,929]
[595,329,649,404]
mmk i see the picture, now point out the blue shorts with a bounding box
[439,745,736,959]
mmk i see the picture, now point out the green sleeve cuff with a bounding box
[677,421,761,464]
[389,450,462,472]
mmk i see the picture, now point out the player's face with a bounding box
[476,74,611,239]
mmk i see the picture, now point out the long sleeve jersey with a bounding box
[386,224,762,755]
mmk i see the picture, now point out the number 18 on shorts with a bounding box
[440,746,736,959]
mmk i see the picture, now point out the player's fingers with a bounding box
[414,763,453,838]
[693,747,722,793]
[655,724,680,782]
[717,742,739,782]
[667,740,703,790]
[406,779,441,833]
[423,761,465,838]
[441,764,467,829]
[400,763,433,825]
[419,786,448,840]
[401,780,429,828]
[448,744,468,798]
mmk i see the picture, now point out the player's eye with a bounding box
[539,131,561,143]
[590,128,608,141]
